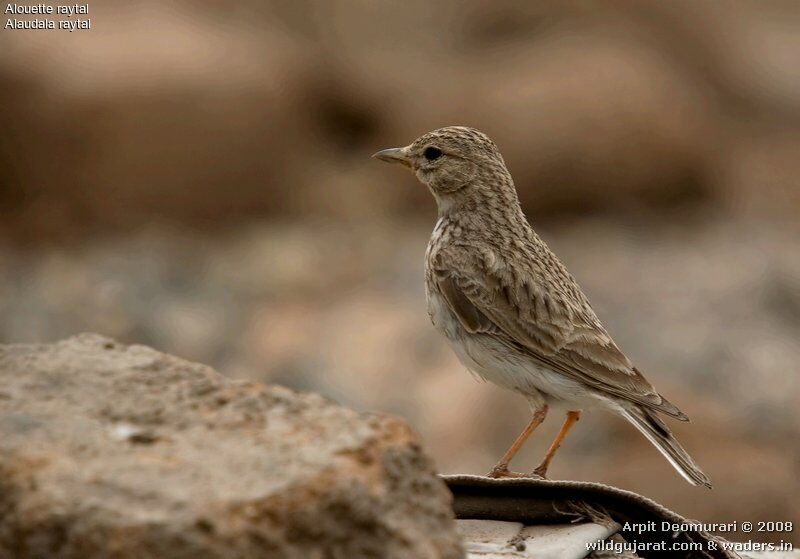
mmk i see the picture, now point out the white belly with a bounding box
[427,290,604,410]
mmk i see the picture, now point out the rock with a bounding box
[0,334,463,559]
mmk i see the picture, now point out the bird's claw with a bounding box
[486,465,528,479]
[531,466,548,479]
[487,465,547,480]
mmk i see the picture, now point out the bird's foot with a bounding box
[530,465,548,479]
[486,465,529,479]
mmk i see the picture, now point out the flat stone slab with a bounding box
[0,334,463,559]
[457,519,618,559]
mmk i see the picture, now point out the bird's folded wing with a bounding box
[434,260,686,419]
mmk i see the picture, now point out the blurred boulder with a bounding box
[0,334,463,559]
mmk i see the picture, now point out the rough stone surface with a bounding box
[0,334,463,559]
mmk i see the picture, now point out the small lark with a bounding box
[373,126,711,487]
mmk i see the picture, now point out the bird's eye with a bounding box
[424,147,442,161]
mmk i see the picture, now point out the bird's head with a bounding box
[372,126,516,214]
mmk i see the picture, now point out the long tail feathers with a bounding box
[621,405,712,488]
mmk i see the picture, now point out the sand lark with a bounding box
[373,126,711,487]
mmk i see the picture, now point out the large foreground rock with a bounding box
[0,334,463,559]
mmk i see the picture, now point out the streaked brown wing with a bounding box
[433,256,687,419]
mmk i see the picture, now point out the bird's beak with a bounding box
[371,146,412,168]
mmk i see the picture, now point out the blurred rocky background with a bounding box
[1,0,798,545]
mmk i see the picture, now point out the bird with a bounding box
[372,126,711,488]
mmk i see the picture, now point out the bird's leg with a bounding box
[487,405,548,478]
[531,410,581,478]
